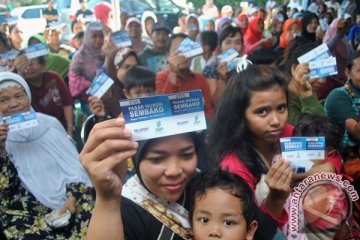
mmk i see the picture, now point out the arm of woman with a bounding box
[80,119,138,240]
[63,105,74,137]
[346,118,360,140]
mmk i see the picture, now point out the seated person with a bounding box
[0,72,93,239]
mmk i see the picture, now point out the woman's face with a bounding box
[306,18,319,33]
[73,22,84,35]
[205,21,215,31]
[48,30,61,46]
[145,18,154,35]
[139,135,197,202]
[285,23,301,43]
[0,86,30,116]
[239,17,248,29]
[349,57,360,90]
[116,55,138,83]
[245,85,288,146]
[90,30,104,49]
[128,22,142,38]
[257,20,264,33]
[221,32,243,55]
[22,58,45,81]
[9,26,23,45]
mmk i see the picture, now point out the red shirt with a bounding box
[156,68,214,120]
[30,71,73,127]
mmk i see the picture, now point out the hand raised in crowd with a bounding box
[168,51,186,74]
[102,41,117,57]
[265,156,292,217]
[290,62,312,97]
[80,119,138,202]
[89,96,105,117]
[0,122,9,152]
[217,61,228,81]
[14,55,29,75]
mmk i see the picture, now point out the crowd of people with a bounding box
[0,0,360,239]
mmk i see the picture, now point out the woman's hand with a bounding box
[102,42,118,57]
[217,61,228,81]
[290,63,312,97]
[80,119,138,203]
[89,96,105,117]
[14,55,29,75]
[0,122,8,153]
[59,196,77,215]
[265,157,292,203]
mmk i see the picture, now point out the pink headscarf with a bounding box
[94,2,112,27]
[323,18,347,60]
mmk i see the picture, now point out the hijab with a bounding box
[69,22,105,82]
[237,13,249,33]
[244,17,265,45]
[301,11,319,42]
[0,72,92,210]
[279,19,302,49]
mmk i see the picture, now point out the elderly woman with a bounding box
[0,72,93,239]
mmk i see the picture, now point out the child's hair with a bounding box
[71,19,81,33]
[123,65,156,91]
[248,47,277,65]
[200,31,218,53]
[166,33,188,53]
[347,50,360,70]
[208,65,288,179]
[188,169,256,228]
[293,114,344,154]
[218,25,243,49]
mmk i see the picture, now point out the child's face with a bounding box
[245,85,288,145]
[192,188,257,240]
[124,86,154,99]
[116,55,138,83]
[139,135,197,202]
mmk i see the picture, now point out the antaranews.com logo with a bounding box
[290,172,359,235]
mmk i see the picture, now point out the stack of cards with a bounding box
[111,31,132,48]
[1,110,38,132]
[280,137,326,172]
[217,48,239,72]
[120,90,207,141]
[86,72,114,98]
[297,43,338,79]
[176,38,203,58]
[24,43,48,59]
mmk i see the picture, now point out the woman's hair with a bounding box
[188,169,256,228]
[218,25,243,48]
[123,65,156,91]
[347,50,360,70]
[207,65,288,179]
[293,114,344,154]
[278,38,319,78]
[104,48,139,81]
[17,49,47,66]
[71,19,81,33]
[248,47,277,65]
[0,30,11,51]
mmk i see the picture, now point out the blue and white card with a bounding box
[297,43,331,63]
[6,16,19,26]
[86,72,114,98]
[120,90,207,141]
[111,31,132,48]
[48,22,66,30]
[176,38,203,58]
[1,110,38,132]
[218,48,239,71]
[24,43,48,59]
[280,137,326,171]
[308,57,338,79]
[0,50,18,61]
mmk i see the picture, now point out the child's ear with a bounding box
[245,220,258,240]
[123,89,131,99]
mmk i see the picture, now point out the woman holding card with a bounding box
[69,21,105,115]
[0,72,94,239]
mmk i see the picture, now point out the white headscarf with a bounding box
[0,72,92,210]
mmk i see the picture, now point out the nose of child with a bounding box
[269,113,280,126]
[208,224,222,238]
